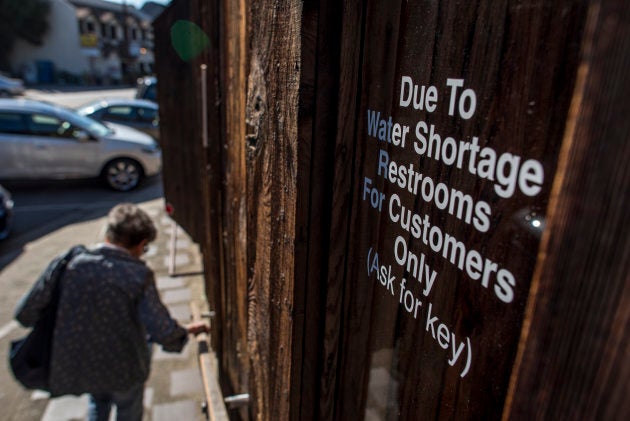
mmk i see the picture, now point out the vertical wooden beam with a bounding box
[153,0,206,242]
[246,1,302,419]
[220,0,250,407]
[504,1,630,419]
[290,0,344,419]
[195,0,225,382]
[316,0,366,419]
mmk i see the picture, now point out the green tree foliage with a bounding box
[0,0,51,72]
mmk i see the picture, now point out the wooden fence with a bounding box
[154,0,629,419]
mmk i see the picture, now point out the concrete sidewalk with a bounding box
[4,198,211,421]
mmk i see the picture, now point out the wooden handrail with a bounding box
[190,302,229,421]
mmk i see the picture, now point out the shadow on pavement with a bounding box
[0,175,164,271]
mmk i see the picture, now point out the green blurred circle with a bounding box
[170,20,210,62]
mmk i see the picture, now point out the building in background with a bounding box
[9,0,157,85]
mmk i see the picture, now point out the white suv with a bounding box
[0,99,161,191]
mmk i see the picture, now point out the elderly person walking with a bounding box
[15,203,208,421]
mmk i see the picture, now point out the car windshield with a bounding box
[58,107,111,136]
[75,103,98,116]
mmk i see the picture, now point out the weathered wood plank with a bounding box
[219,0,250,406]
[156,1,629,419]
[505,2,630,419]
[328,0,589,419]
[153,0,205,244]
[246,1,302,419]
[287,1,348,420]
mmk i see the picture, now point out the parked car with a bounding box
[0,74,25,97]
[76,98,160,140]
[0,99,161,191]
[136,76,157,101]
[0,183,14,240]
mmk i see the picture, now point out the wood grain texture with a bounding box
[315,0,367,417]
[246,1,302,419]
[290,0,345,418]
[505,1,630,419]
[321,0,592,419]
[156,0,629,419]
[219,0,250,405]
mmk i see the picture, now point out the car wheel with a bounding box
[0,90,10,98]
[102,158,143,191]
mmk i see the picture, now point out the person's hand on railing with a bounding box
[186,321,210,336]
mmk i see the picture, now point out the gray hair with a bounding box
[105,203,157,247]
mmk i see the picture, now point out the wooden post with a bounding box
[504,2,630,419]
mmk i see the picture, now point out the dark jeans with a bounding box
[87,382,144,421]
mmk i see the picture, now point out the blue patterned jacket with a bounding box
[15,245,188,397]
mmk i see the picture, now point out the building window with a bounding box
[110,25,117,40]
[86,21,95,33]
